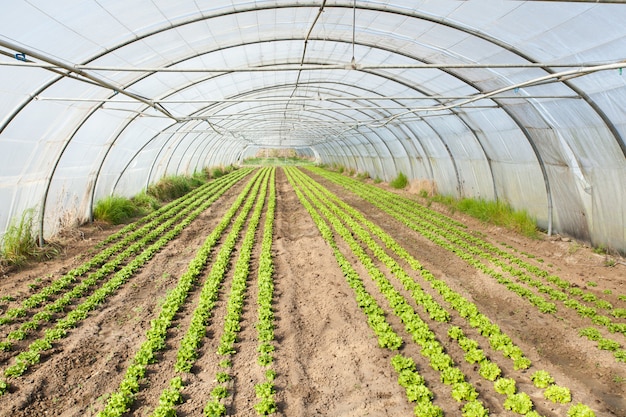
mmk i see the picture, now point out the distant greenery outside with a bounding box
[242,156,316,166]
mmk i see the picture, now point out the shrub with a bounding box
[390,172,408,189]
[93,196,138,224]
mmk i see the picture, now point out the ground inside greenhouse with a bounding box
[1,168,625,417]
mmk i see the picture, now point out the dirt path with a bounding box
[0,167,624,416]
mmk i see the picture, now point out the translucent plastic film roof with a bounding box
[1,1,626,252]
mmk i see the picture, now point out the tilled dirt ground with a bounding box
[0,167,624,417]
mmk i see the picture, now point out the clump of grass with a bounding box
[97,168,229,224]
[210,166,227,179]
[147,172,209,202]
[431,194,457,207]
[0,209,39,267]
[593,245,607,255]
[431,195,538,238]
[93,196,139,225]
[191,169,208,185]
[132,191,161,215]
[390,172,408,189]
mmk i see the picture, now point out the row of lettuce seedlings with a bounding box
[308,167,626,366]
[96,168,276,417]
[0,169,251,331]
[0,169,252,396]
[289,167,595,417]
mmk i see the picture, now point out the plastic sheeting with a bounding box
[0,1,625,253]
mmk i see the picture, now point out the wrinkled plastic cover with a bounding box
[0,1,624,252]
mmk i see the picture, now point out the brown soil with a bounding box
[0,168,624,417]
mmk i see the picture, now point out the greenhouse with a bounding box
[0,1,625,416]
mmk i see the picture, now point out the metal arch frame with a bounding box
[177,81,408,175]
[3,2,622,241]
[108,75,380,198]
[110,124,175,193]
[98,51,482,226]
[157,126,201,179]
[150,61,479,180]
[153,79,406,167]
[4,3,622,149]
[95,1,626,158]
[339,2,625,158]
[174,130,210,174]
[194,98,390,175]
[51,31,487,242]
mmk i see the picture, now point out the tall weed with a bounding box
[1,209,40,267]
[435,195,538,238]
[93,196,138,224]
[390,172,408,189]
[147,175,195,201]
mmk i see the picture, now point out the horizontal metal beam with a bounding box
[0,39,182,122]
[1,59,623,72]
[34,94,580,103]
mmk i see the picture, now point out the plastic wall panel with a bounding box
[0,64,52,123]
[426,115,493,199]
[167,131,220,176]
[402,130,435,180]
[403,120,459,196]
[196,136,225,169]
[458,108,549,225]
[44,168,96,233]
[507,101,593,240]
[404,146,432,182]
[358,133,393,180]
[586,88,626,155]
[173,134,208,174]
[388,124,427,179]
[43,136,110,234]
[150,131,193,179]
[113,135,171,198]
[535,100,626,248]
[590,168,626,252]
[0,98,96,238]
[95,118,171,200]
[200,138,245,168]
[0,182,47,242]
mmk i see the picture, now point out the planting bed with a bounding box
[0,167,624,417]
